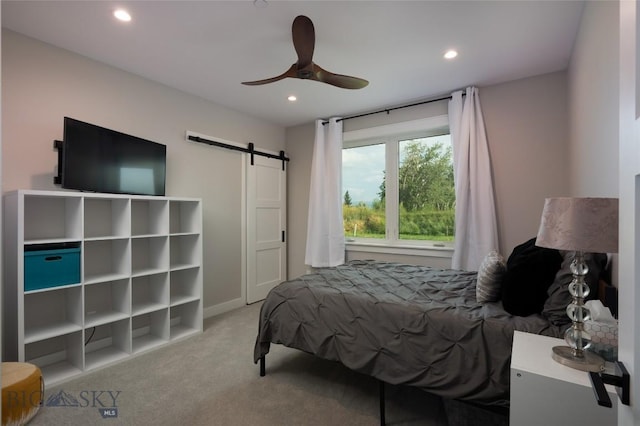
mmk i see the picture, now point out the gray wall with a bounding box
[286,72,570,278]
[567,1,619,197]
[2,30,286,315]
[481,72,570,254]
[285,122,315,280]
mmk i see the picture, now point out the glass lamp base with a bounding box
[551,346,604,372]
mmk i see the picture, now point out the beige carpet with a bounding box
[27,302,504,425]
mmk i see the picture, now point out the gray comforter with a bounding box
[254,260,564,406]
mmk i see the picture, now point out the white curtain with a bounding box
[304,118,345,267]
[448,87,499,271]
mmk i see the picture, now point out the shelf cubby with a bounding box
[84,319,131,371]
[84,279,131,328]
[170,200,201,235]
[84,238,131,283]
[132,310,169,354]
[24,194,82,243]
[170,267,201,306]
[84,198,130,239]
[132,273,169,315]
[170,234,201,269]
[132,199,168,236]
[132,236,169,276]
[25,332,83,386]
[170,300,202,340]
[24,286,83,344]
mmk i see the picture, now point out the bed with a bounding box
[253,240,610,411]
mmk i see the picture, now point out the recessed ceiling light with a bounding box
[444,50,458,60]
[114,9,132,22]
[287,95,297,102]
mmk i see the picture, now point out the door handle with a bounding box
[588,361,630,407]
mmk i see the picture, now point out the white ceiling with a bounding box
[2,1,584,128]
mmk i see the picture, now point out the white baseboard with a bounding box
[203,297,246,319]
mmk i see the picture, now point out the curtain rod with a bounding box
[322,92,464,125]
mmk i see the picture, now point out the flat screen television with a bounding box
[59,117,166,196]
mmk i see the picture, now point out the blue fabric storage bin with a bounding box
[24,246,81,291]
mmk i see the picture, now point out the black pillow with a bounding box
[501,237,563,316]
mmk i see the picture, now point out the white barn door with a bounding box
[246,154,287,304]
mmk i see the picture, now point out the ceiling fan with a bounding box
[242,15,369,90]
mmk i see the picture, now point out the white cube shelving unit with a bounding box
[3,190,203,386]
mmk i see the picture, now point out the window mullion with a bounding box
[385,140,399,241]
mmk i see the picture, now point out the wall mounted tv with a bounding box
[57,117,166,196]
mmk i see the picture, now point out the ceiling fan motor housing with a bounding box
[297,67,315,79]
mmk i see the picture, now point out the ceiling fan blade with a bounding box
[292,15,314,68]
[241,64,297,86]
[241,15,368,89]
[312,64,369,90]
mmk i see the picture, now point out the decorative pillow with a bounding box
[542,251,608,326]
[501,237,563,316]
[476,251,506,303]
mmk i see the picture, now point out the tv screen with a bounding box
[60,117,166,196]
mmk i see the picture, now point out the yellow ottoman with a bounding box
[2,363,43,425]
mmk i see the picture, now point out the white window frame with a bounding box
[343,115,454,256]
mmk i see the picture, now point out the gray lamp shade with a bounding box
[535,197,619,254]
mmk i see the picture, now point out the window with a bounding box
[342,116,455,248]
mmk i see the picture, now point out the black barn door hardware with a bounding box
[188,135,289,170]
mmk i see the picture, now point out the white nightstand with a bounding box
[510,331,617,426]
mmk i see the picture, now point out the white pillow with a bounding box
[476,250,506,303]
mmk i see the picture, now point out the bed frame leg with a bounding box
[379,380,386,426]
[260,356,265,377]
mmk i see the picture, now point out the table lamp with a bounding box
[535,197,618,372]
